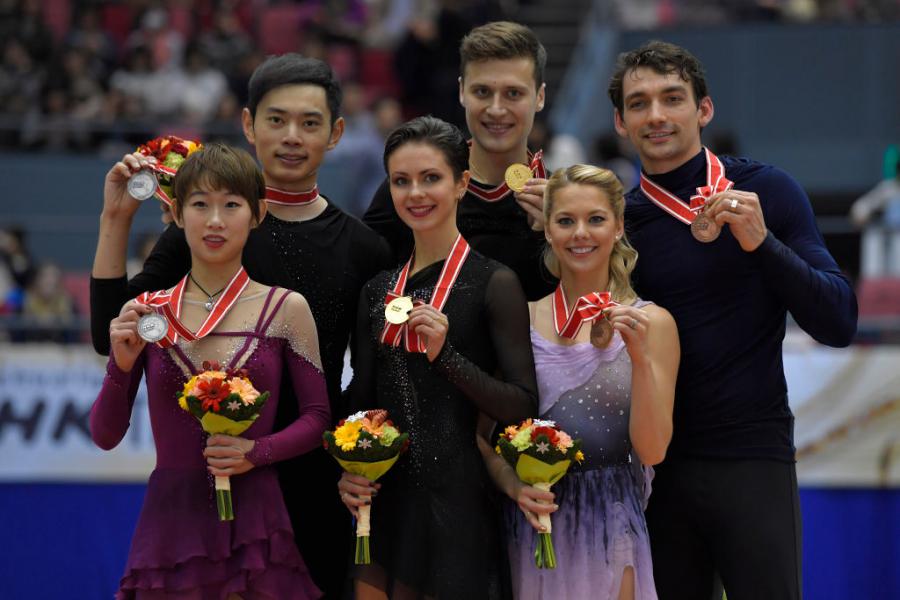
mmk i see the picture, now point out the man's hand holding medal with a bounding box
[703,189,768,252]
[506,162,549,231]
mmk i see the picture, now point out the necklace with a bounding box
[188,271,227,311]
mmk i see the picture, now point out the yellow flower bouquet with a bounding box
[323,410,409,564]
[496,418,583,569]
[177,360,269,521]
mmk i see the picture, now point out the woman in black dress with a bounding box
[338,116,538,599]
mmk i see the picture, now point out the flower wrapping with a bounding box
[176,360,269,521]
[323,410,409,564]
[496,418,583,569]
[136,135,203,206]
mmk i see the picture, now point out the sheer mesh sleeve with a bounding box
[245,292,330,466]
[89,351,146,450]
[433,267,538,424]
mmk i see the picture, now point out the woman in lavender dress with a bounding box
[481,165,679,600]
[90,144,330,599]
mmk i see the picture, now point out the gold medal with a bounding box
[504,163,532,193]
[384,296,414,325]
[690,212,720,243]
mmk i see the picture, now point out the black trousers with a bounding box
[645,457,802,600]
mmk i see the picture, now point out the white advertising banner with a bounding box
[0,339,898,486]
[0,344,154,481]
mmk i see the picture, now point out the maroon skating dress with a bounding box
[91,287,331,599]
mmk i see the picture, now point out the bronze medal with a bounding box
[384,296,414,325]
[589,318,613,349]
[504,163,532,193]
[690,212,720,243]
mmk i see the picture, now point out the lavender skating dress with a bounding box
[506,302,657,600]
[91,288,330,600]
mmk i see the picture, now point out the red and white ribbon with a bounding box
[380,235,470,353]
[264,185,320,206]
[639,147,733,225]
[135,267,250,348]
[142,163,178,207]
[552,284,619,339]
[467,149,546,202]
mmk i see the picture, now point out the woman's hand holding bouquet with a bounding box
[325,410,409,564]
[496,418,583,569]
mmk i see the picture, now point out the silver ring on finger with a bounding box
[629,318,638,330]
[730,198,739,209]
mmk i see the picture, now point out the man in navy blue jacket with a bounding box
[607,41,857,600]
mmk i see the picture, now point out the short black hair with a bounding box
[246,54,343,124]
[383,116,469,181]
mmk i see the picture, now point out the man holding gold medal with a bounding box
[607,41,858,600]
[90,55,391,599]
[363,21,558,300]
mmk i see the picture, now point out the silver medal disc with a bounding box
[137,313,168,343]
[127,169,159,202]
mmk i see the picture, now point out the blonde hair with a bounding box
[543,164,638,304]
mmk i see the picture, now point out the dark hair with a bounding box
[246,53,343,124]
[171,143,266,223]
[460,21,546,89]
[383,116,469,181]
[607,41,708,114]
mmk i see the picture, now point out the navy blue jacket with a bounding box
[626,150,857,462]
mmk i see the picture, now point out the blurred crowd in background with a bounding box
[1,0,899,343]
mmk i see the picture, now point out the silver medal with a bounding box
[137,313,168,343]
[127,169,159,202]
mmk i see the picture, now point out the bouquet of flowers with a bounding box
[323,410,409,564]
[177,360,269,521]
[136,135,203,206]
[496,418,583,569]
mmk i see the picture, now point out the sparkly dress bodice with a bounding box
[534,329,634,468]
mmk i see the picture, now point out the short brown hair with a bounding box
[607,40,708,114]
[171,143,265,223]
[460,21,546,89]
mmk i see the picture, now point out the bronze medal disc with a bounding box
[690,213,720,243]
[385,296,414,325]
[137,313,168,343]
[504,163,532,193]
[590,318,613,349]
[127,169,159,202]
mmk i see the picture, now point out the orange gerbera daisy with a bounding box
[195,377,231,412]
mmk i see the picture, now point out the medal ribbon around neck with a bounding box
[135,267,250,348]
[380,234,471,353]
[639,147,733,225]
[552,284,619,339]
[264,185,320,206]
[467,149,546,202]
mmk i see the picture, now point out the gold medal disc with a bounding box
[385,296,414,325]
[504,163,532,193]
